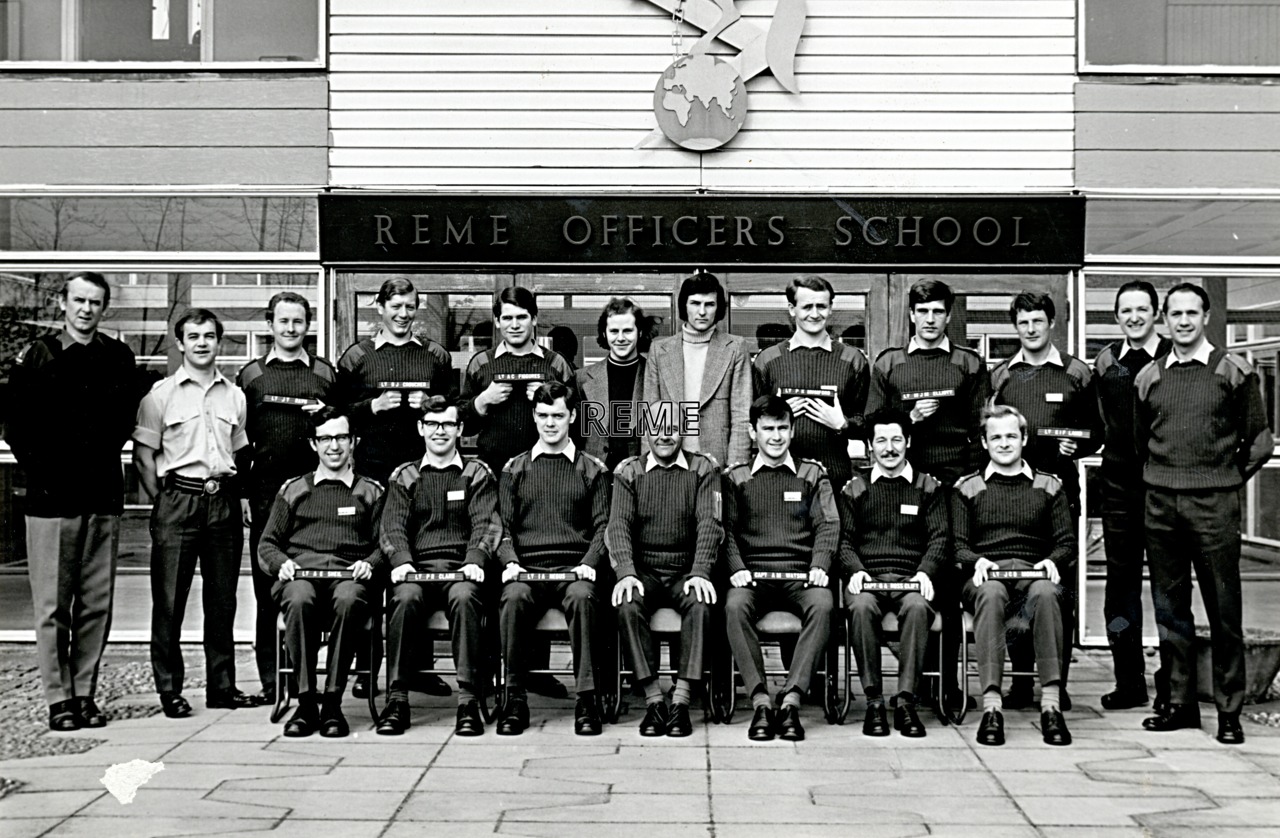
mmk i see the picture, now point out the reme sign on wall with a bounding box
[320,195,1085,270]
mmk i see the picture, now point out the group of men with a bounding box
[9,270,1271,748]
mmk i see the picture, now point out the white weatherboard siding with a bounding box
[329,0,1075,191]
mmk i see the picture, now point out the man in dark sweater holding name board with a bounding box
[953,404,1076,748]
[257,407,385,739]
[497,381,611,736]
[838,408,947,739]
[723,395,840,743]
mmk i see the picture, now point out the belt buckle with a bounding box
[202,478,221,496]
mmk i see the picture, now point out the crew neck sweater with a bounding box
[461,347,576,474]
[837,469,947,579]
[1094,338,1170,479]
[379,458,500,568]
[606,356,642,469]
[257,473,385,575]
[496,450,611,569]
[951,470,1076,572]
[723,459,840,575]
[607,453,723,580]
[237,354,337,503]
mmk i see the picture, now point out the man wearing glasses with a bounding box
[257,407,384,738]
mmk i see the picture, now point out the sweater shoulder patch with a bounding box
[353,476,385,502]
[951,346,984,372]
[835,342,868,367]
[1065,356,1094,384]
[1218,352,1255,381]
[613,455,641,477]
[1032,472,1063,496]
[1094,345,1117,377]
[915,472,941,495]
[753,343,784,368]
[798,458,828,479]
[841,475,869,502]
[724,463,752,485]
[237,359,264,388]
[1134,362,1162,397]
[873,347,907,369]
[687,452,719,474]
[337,341,370,371]
[466,349,496,375]
[278,475,311,505]
[954,472,987,499]
[464,458,495,483]
[312,357,337,383]
[988,362,1011,393]
[389,462,420,488]
[503,452,531,475]
[578,452,610,479]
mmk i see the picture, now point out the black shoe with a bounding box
[77,697,107,729]
[862,703,890,737]
[455,701,484,737]
[894,704,927,738]
[1101,686,1150,711]
[575,698,602,736]
[284,703,319,737]
[1004,679,1035,710]
[667,703,693,738]
[748,705,775,741]
[258,686,277,707]
[776,705,805,742]
[159,692,192,719]
[207,688,266,710]
[497,697,529,736]
[48,699,81,732]
[977,710,1005,746]
[1061,688,1073,713]
[1041,708,1072,746]
[1216,713,1245,745]
[351,675,380,700]
[412,673,453,698]
[376,699,411,736]
[1143,703,1202,732]
[639,702,669,737]
[319,697,349,738]
[526,673,569,699]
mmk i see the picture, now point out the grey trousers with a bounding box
[961,569,1064,695]
[848,581,935,700]
[725,580,832,697]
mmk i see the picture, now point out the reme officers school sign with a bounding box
[320,195,1085,270]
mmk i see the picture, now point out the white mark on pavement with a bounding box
[100,759,165,804]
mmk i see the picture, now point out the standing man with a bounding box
[1137,283,1274,745]
[644,272,751,468]
[753,275,869,491]
[1093,281,1171,710]
[839,408,947,739]
[237,291,337,705]
[257,407,384,738]
[7,272,137,731]
[576,297,655,471]
[134,308,261,718]
[722,395,839,743]
[608,405,722,737]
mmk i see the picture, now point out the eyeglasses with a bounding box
[421,420,460,432]
[314,434,352,445]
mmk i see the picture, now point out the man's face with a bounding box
[1115,290,1157,346]
[1165,290,1209,350]
[982,414,1026,467]
[269,301,309,354]
[750,414,793,461]
[684,291,719,335]
[419,406,462,458]
[498,303,535,349]
[649,426,681,461]
[1014,309,1053,355]
[178,320,220,371]
[789,286,832,338]
[533,397,575,447]
[870,422,910,473]
[310,416,355,472]
[605,312,638,362]
[61,277,108,337]
[910,300,950,345]
[377,292,419,339]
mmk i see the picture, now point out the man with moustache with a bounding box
[576,297,655,470]
[7,272,138,731]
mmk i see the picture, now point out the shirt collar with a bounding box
[907,335,951,354]
[984,460,1035,481]
[1009,345,1064,368]
[495,341,545,358]
[266,346,311,366]
[751,453,797,475]
[373,330,421,349]
[420,451,465,471]
[1166,340,1215,368]
[870,462,914,484]
[314,467,355,488]
[788,331,833,352]
[645,450,689,472]
[531,438,576,461]
[175,365,229,388]
[1118,333,1162,360]
[58,329,99,349]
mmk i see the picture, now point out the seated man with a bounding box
[608,406,722,738]
[839,408,947,738]
[498,381,611,736]
[257,407,384,738]
[377,396,500,737]
[952,404,1076,747]
[723,395,839,742]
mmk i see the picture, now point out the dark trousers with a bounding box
[961,563,1064,695]
[25,514,118,706]
[1146,487,1245,715]
[616,571,711,684]
[501,571,598,694]
[149,489,242,695]
[249,495,279,693]
[724,579,832,697]
[387,560,486,688]
[1100,469,1152,694]
[848,576,935,700]
[275,576,372,695]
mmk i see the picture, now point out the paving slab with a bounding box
[711,792,926,825]
[395,789,611,822]
[0,790,102,818]
[265,740,442,766]
[79,787,287,819]
[494,791,711,824]
[709,744,983,771]
[715,827,1037,838]
[811,792,1031,826]
[487,825,712,838]
[0,743,175,769]
[0,762,327,792]
[220,765,423,792]
[1139,799,1280,828]
[209,789,404,820]
[528,745,709,771]
[415,765,606,794]
[805,770,1006,797]
[1016,794,1213,826]
[431,743,616,769]
[1088,768,1280,798]
[515,765,706,794]
[975,746,1151,772]
[189,819,388,838]
[37,817,282,838]
[1,818,66,838]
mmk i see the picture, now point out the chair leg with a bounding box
[270,623,290,724]
[365,624,379,723]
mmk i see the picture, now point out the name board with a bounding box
[320,195,1084,269]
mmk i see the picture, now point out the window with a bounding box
[0,0,322,66]
[1083,0,1280,71]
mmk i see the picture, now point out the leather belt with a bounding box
[165,473,227,496]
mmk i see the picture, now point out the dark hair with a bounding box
[908,279,954,313]
[864,407,913,443]
[980,403,1027,436]
[376,277,418,306]
[418,394,462,419]
[266,291,312,325]
[62,271,112,308]
[785,275,834,306]
[1113,280,1159,314]
[1008,291,1055,325]
[308,405,351,434]
[1163,282,1211,314]
[531,380,578,411]
[174,307,223,341]
[548,325,578,360]
[677,272,727,324]
[595,297,657,352]
[749,394,793,427]
[492,286,538,319]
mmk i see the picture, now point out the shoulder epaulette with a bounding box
[463,457,495,481]
[1219,352,1255,379]
[754,343,784,366]
[466,349,496,375]
[873,346,907,367]
[278,474,312,504]
[724,462,752,483]
[841,473,870,501]
[1032,472,1063,495]
[237,358,265,388]
[835,341,868,365]
[954,472,987,498]
[798,457,826,474]
[502,452,529,474]
[989,361,1011,392]
[1094,343,1118,376]
[1065,355,1094,384]
[353,475,385,502]
[687,451,719,473]
[578,451,610,477]
[311,356,337,383]
[338,340,370,370]
[148,376,169,393]
[950,345,985,372]
[614,455,641,476]
[389,462,421,488]
[914,471,941,494]
[1134,361,1162,397]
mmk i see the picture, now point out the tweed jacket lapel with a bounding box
[698,329,734,407]
[654,335,686,399]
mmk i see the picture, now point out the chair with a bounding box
[724,608,845,724]
[611,606,727,723]
[498,605,620,718]
[841,607,947,724]
[270,609,379,725]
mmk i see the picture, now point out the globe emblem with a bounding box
[653,54,748,151]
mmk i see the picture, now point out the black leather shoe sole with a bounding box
[1101,689,1150,711]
